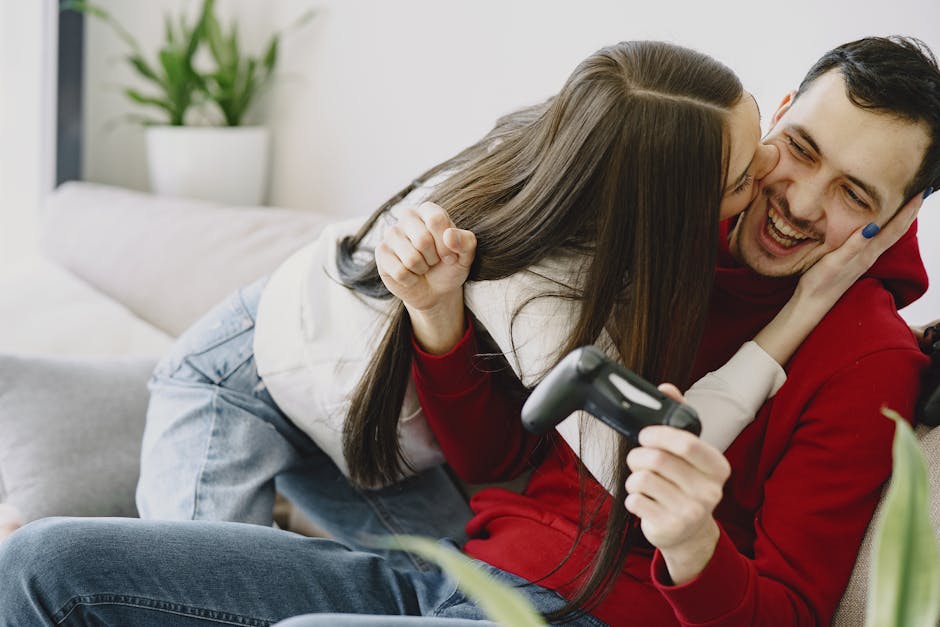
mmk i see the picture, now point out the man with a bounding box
[268,36,940,627]
[623,36,939,625]
[0,37,937,627]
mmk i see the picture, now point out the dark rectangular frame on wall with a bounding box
[56,7,84,186]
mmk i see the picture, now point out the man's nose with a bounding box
[785,176,828,224]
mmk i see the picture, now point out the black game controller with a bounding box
[521,346,701,444]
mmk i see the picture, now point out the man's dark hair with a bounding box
[796,36,940,202]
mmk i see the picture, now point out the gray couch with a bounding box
[0,182,937,625]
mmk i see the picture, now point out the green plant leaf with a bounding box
[185,0,214,64]
[163,13,177,48]
[156,49,191,125]
[127,54,163,87]
[204,8,227,67]
[261,37,278,76]
[383,536,547,627]
[123,88,172,113]
[227,58,258,125]
[285,8,317,34]
[228,21,240,67]
[62,0,142,54]
[158,49,184,90]
[865,408,940,627]
[60,0,107,20]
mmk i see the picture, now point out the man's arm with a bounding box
[647,348,925,626]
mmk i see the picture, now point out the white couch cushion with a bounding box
[0,255,172,356]
[42,183,330,337]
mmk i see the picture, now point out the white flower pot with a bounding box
[146,126,270,206]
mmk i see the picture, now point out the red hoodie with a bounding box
[412,220,929,627]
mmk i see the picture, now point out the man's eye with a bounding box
[844,186,871,210]
[787,136,811,160]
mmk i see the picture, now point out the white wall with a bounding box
[81,0,940,321]
[0,0,55,265]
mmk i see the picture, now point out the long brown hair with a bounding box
[337,40,742,618]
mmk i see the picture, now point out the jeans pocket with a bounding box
[154,289,256,384]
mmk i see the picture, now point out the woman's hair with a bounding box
[336,40,743,618]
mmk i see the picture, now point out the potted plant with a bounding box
[61,0,313,206]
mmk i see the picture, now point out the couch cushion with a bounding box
[43,182,330,337]
[0,255,173,356]
[0,354,155,522]
[832,424,940,625]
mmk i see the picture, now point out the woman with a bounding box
[135,40,777,525]
[0,40,919,626]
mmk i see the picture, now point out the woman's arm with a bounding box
[686,193,924,451]
[411,318,542,482]
[376,202,541,482]
[374,201,477,354]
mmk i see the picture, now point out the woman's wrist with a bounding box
[407,293,466,355]
[753,286,831,366]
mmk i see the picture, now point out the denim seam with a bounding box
[215,351,256,385]
[191,387,222,520]
[356,489,433,572]
[174,327,254,384]
[427,585,467,616]
[54,593,272,626]
[237,284,261,325]
[156,324,250,380]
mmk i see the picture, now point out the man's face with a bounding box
[728,69,930,277]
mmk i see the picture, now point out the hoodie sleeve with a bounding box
[650,347,925,626]
[411,316,541,483]
[686,340,787,451]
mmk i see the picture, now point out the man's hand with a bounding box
[625,384,731,585]
[375,202,477,354]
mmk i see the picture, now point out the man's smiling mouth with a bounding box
[765,205,814,249]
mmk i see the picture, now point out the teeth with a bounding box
[766,206,811,248]
[768,207,809,239]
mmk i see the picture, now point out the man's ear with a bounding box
[771,90,797,126]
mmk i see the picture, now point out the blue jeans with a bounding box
[0,280,606,626]
[277,617,496,627]
[0,517,601,626]
[135,278,470,571]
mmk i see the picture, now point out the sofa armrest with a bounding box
[832,424,940,625]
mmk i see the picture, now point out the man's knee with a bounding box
[1,516,59,566]
[0,518,73,617]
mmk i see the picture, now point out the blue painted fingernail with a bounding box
[862,223,880,239]
[924,187,935,199]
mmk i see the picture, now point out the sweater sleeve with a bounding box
[650,348,924,626]
[556,340,786,495]
[685,340,787,452]
[411,316,542,483]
